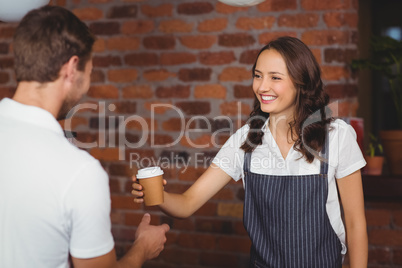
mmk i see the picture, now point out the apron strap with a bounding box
[244,152,251,173]
[320,127,330,175]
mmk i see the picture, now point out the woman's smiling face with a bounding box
[252,49,297,120]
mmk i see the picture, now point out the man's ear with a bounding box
[61,55,80,83]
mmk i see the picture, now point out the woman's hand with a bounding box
[131,175,167,204]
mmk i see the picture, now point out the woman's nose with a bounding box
[257,78,270,93]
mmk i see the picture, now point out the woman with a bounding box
[132,36,368,268]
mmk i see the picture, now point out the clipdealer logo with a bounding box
[63,100,343,168]
[63,101,245,161]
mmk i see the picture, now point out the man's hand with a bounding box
[133,213,170,262]
[72,213,170,268]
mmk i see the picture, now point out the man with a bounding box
[0,5,169,268]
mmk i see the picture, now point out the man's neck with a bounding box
[12,81,64,119]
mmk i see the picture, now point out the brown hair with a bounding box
[13,5,95,83]
[240,36,333,163]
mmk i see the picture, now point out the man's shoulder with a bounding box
[37,132,101,173]
[59,141,99,166]
[55,142,108,185]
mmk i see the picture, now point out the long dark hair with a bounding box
[240,36,333,163]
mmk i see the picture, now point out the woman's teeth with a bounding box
[261,95,277,101]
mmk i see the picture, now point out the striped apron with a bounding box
[243,137,343,268]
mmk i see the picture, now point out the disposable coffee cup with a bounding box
[136,167,164,206]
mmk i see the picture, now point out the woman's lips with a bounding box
[260,94,277,104]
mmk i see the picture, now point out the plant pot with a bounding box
[364,156,384,175]
[380,130,402,175]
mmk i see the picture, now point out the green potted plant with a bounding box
[364,133,384,176]
[351,35,402,175]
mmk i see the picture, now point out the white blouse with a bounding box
[212,118,366,254]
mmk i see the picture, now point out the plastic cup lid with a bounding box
[136,166,164,179]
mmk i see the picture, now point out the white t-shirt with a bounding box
[0,98,114,268]
[212,118,366,254]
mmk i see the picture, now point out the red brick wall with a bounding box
[2,0,401,267]
[365,201,402,268]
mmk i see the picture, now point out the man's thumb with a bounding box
[141,213,151,224]
[161,223,170,232]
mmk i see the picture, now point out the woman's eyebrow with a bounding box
[268,71,285,75]
[254,69,285,76]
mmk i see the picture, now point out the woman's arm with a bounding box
[132,164,232,218]
[336,170,368,268]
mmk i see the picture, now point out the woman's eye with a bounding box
[253,73,262,79]
[272,76,281,80]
